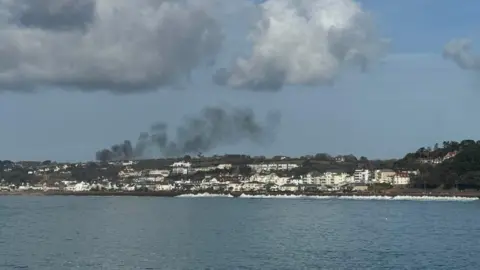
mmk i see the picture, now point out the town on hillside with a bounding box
[4,139,480,194]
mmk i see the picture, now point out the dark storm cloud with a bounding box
[15,0,96,31]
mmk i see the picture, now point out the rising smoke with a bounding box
[95,106,281,161]
[443,39,480,70]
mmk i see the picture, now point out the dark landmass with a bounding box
[2,139,480,192]
[1,189,479,199]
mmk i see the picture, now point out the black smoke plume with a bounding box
[95,106,281,162]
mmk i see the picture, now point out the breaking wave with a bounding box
[174,193,479,202]
[176,193,234,198]
[238,194,479,202]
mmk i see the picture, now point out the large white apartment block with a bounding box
[354,169,370,183]
[248,163,299,172]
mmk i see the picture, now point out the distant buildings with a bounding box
[419,151,458,165]
[1,155,421,194]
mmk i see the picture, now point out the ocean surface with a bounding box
[1,196,480,270]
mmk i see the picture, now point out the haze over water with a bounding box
[1,196,479,269]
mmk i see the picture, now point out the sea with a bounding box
[1,195,480,270]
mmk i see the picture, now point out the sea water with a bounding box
[0,196,479,269]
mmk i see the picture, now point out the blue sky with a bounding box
[1,0,480,162]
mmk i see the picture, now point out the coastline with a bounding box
[1,190,480,199]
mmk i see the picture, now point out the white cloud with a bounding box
[0,0,386,94]
[443,38,480,70]
[214,0,387,91]
[0,0,224,93]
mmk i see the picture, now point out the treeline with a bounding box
[399,140,480,190]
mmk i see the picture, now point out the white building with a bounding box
[323,170,350,186]
[393,173,410,186]
[217,164,233,170]
[247,163,298,173]
[171,162,191,175]
[279,184,298,192]
[302,173,322,185]
[119,169,141,178]
[149,170,170,177]
[374,169,396,184]
[65,182,90,192]
[354,169,370,183]
[193,166,217,172]
[241,182,265,191]
[248,173,289,186]
[155,183,174,191]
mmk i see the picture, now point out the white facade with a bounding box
[374,169,396,184]
[171,162,191,175]
[119,169,141,178]
[149,170,170,177]
[155,184,174,191]
[241,182,265,191]
[248,173,289,186]
[354,169,370,183]
[393,174,410,186]
[279,184,298,192]
[324,171,350,186]
[217,164,233,170]
[172,161,191,167]
[248,163,299,172]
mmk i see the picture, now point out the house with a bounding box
[302,171,322,185]
[241,181,265,191]
[352,183,369,192]
[279,184,298,192]
[275,162,299,171]
[393,172,410,186]
[119,169,141,178]
[266,184,280,192]
[194,166,217,172]
[374,169,396,183]
[217,164,233,170]
[155,183,174,191]
[149,170,170,177]
[200,177,220,190]
[171,161,191,175]
[248,173,289,186]
[443,151,458,161]
[70,182,90,192]
[122,161,134,166]
[324,170,350,186]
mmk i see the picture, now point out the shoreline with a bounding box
[1,190,480,199]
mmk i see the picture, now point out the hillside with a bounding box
[397,140,480,190]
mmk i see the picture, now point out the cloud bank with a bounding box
[443,38,480,70]
[0,0,386,93]
[96,106,281,161]
[0,0,223,93]
[214,0,387,91]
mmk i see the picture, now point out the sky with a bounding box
[1,0,480,162]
